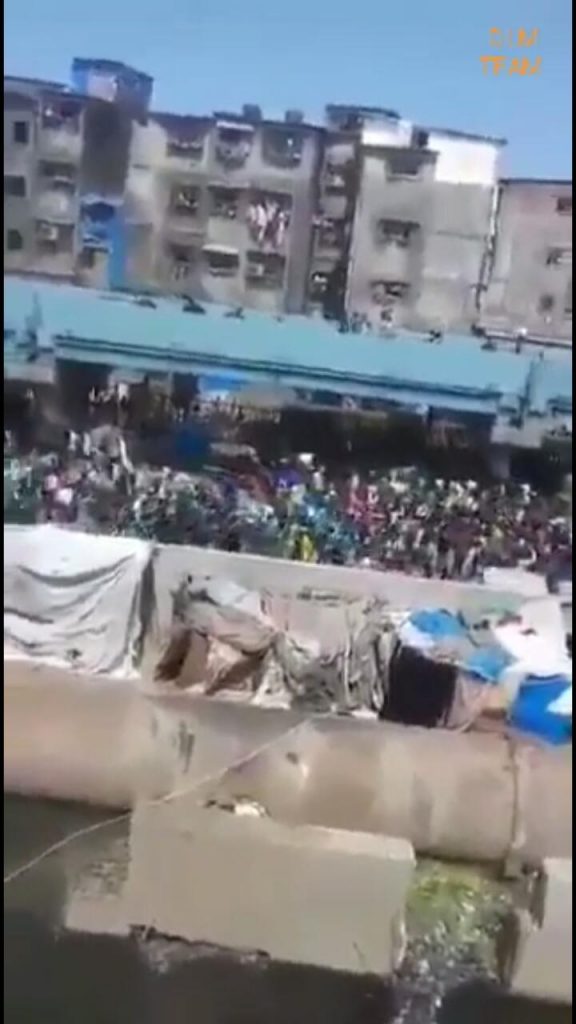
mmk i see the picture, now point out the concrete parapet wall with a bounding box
[501,858,572,1006]
[125,805,414,975]
[152,544,528,639]
[4,662,572,867]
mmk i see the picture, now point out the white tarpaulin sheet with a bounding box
[4,525,153,677]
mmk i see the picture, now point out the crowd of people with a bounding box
[4,426,572,588]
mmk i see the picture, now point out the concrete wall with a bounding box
[125,805,414,975]
[5,662,572,866]
[151,542,530,638]
[483,180,573,343]
[501,858,572,1005]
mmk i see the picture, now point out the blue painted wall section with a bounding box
[80,199,127,290]
[71,58,153,113]
[69,58,150,291]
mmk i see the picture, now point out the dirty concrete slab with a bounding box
[124,804,415,975]
[4,797,572,1024]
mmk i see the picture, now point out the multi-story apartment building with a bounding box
[125,107,323,313]
[3,58,573,343]
[4,60,151,287]
[345,121,505,333]
[4,62,323,314]
[4,75,80,280]
[481,179,572,345]
[306,104,400,320]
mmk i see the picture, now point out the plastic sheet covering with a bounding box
[156,575,384,714]
[4,525,153,677]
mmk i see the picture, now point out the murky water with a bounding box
[4,797,570,1024]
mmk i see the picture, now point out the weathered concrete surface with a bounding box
[152,543,531,639]
[501,858,572,1005]
[5,795,572,1023]
[4,662,572,867]
[123,806,414,975]
[3,663,170,809]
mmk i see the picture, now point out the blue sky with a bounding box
[4,0,572,177]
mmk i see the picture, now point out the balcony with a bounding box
[246,193,291,249]
[169,184,201,219]
[210,186,241,219]
[246,251,286,289]
[323,160,351,194]
[370,279,410,306]
[166,242,197,283]
[385,150,424,181]
[166,133,205,161]
[215,125,253,170]
[39,98,83,160]
[203,244,240,278]
[316,216,346,251]
[376,218,418,247]
[309,270,329,301]
[35,220,75,257]
[35,190,77,223]
[262,128,303,170]
[36,161,77,221]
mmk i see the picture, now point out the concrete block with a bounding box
[501,858,572,1005]
[124,804,415,976]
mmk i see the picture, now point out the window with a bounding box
[170,185,200,217]
[246,251,285,288]
[324,161,349,194]
[546,247,572,267]
[210,187,240,219]
[6,229,23,251]
[371,279,409,305]
[166,133,205,160]
[79,248,97,269]
[377,218,418,247]
[386,150,422,179]
[556,196,572,215]
[41,100,81,132]
[39,161,76,184]
[168,243,196,281]
[247,192,291,247]
[35,220,73,254]
[262,128,303,169]
[538,294,555,314]
[215,126,253,168]
[203,247,239,277]
[317,217,345,249]
[565,281,572,317]
[309,271,329,299]
[13,120,29,145]
[4,175,26,198]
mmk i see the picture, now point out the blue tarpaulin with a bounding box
[409,609,467,640]
[510,678,573,745]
